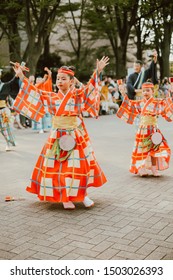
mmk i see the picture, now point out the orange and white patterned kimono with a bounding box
[117,95,173,174]
[13,72,107,202]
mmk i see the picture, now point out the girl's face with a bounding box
[142,87,153,100]
[56,73,73,93]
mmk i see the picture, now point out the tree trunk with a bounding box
[8,18,21,62]
[116,46,127,78]
[23,40,43,75]
[43,36,50,58]
[160,22,172,79]
[135,23,143,60]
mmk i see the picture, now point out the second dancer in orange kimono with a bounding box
[117,82,173,177]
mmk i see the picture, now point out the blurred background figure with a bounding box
[0,68,19,151]
[161,77,171,98]
[126,50,158,100]
[32,67,52,133]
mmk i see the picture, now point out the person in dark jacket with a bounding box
[126,50,158,100]
[0,71,19,151]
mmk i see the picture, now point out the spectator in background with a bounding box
[32,68,52,133]
[107,87,119,114]
[100,81,119,114]
[100,81,109,114]
[126,49,158,100]
[107,76,117,88]
[0,69,19,151]
[161,77,171,98]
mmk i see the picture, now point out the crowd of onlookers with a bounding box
[96,75,173,116]
[3,73,173,133]
[98,76,123,115]
[8,75,173,127]
[156,77,173,98]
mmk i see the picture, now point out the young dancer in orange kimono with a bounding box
[13,57,109,209]
[117,82,173,177]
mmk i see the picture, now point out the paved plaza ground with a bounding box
[1,115,173,260]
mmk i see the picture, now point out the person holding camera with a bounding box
[126,50,158,100]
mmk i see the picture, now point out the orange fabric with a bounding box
[35,76,53,91]
[142,83,154,89]
[117,95,173,174]
[43,76,53,91]
[58,68,75,76]
[14,71,106,202]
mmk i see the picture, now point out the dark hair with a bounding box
[163,78,168,84]
[68,66,76,72]
[135,60,143,65]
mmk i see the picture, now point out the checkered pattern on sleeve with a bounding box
[13,78,45,122]
[116,95,140,124]
[82,71,100,117]
[162,97,173,122]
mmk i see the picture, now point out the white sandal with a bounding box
[5,145,11,152]
[151,166,161,177]
[63,201,75,209]
[83,196,94,208]
[138,167,148,177]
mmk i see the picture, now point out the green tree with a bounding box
[150,2,173,78]
[85,0,140,77]
[22,0,61,74]
[0,0,22,62]
[57,0,96,80]
[0,0,61,75]
[136,0,173,78]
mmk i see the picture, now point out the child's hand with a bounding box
[44,67,52,77]
[96,56,109,73]
[13,65,24,80]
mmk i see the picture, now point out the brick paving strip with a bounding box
[0,116,173,260]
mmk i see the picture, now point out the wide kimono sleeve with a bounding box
[13,78,46,122]
[81,71,100,117]
[161,97,173,122]
[116,95,140,124]
[43,76,53,91]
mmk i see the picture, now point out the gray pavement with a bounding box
[1,115,173,260]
